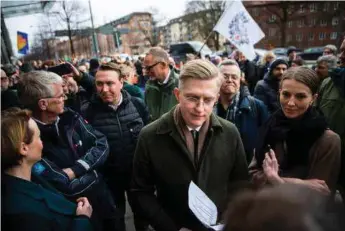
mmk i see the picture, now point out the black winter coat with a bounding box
[254,72,281,114]
[82,90,149,173]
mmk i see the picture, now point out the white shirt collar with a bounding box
[186,125,201,132]
[109,93,123,110]
[158,70,171,85]
[33,117,60,136]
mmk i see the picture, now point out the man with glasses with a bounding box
[143,47,179,121]
[132,59,248,231]
[17,71,122,231]
[214,59,269,162]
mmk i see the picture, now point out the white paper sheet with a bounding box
[188,181,224,231]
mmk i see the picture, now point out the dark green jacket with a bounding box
[131,107,248,231]
[124,82,144,100]
[2,174,92,231]
[144,71,179,121]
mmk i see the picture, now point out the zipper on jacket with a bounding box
[116,114,123,138]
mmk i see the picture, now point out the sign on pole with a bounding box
[17,31,29,55]
[213,0,265,61]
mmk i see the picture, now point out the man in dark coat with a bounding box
[1,69,21,110]
[131,59,249,231]
[254,59,288,114]
[215,59,269,162]
[235,50,258,95]
[17,70,121,231]
[82,62,150,231]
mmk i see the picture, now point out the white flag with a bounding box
[214,0,265,61]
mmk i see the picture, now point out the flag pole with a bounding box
[197,31,214,57]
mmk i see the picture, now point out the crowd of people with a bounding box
[1,38,345,231]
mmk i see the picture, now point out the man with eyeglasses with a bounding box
[17,71,122,231]
[132,59,248,231]
[214,59,269,162]
[143,47,179,121]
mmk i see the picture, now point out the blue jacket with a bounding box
[2,174,92,231]
[32,108,109,197]
[215,87,269,162]
[254,72,281,114]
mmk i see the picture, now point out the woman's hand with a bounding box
[76,197,93,218]
[262,149,283,184]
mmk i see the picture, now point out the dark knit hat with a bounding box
[287,46,297,56]
[268,58,288,75]
[89,58,100,70]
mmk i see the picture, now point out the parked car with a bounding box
[169,41,213,64]
[297,47,323,61]
[272,47,288,56]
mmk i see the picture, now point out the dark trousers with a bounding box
[77,179,123,231]
[106,171,149,231]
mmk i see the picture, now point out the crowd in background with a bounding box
[1,38,345,231]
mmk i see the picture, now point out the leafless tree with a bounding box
[51,0,85,57]
[184,0,226,50]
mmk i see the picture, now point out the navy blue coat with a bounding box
[2,174,92,231]
[215,87,269,162]
[254,72,281,114]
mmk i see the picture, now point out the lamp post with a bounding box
[88,0,99,58]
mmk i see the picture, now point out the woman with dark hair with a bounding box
[1,108,93,231]
[249,67,341,194]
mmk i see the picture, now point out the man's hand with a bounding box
[63,168,76,180]
[65,62,81,81]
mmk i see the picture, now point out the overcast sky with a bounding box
[5,0,187,56]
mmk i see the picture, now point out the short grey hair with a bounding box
[324,44,337,54]
[316,55,338,69]
[146,47,169,63]
[179,59,222,89]
[218,59,239,68]
[17,71,63,110]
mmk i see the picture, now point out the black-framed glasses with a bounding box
[143,62,162,71]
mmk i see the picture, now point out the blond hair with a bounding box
[179,59,222,89]
[260,51,276,66]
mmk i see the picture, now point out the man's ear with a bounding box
[311,93,318,105]
[38,99,48,111]
[173,87,180,102]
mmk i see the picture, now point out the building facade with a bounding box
[244,1,345,49]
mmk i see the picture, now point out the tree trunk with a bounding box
[67,18,75,57]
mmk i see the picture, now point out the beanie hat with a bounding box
[287,46,297,56]
[268,58,288,75]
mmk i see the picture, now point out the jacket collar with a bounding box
[147,70,178,89]
[3,174,76,215]
[156,106,223,135]
[91,89,131,108]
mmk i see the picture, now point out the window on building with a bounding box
[319,32,326,40]
[309,18,317,27]
[320,19,327,26]
[287,35,292,42]
[332,17,339,25]
[253,8,259,16]
[334,2,339,10]
[330,32,337,40]
[269,14,277,22]
[308,33,314,41]
[309,3,317,12]
[288,21,293,28]
[297,20,304,28]
[269,28,276,37]
[299,4,305,13]
[323,2,329,11]
[296,33,303,41]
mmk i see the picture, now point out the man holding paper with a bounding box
[131,59,249,231]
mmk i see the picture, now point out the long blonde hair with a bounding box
[260,51,276,66]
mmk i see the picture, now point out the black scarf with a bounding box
[255,107,328,170]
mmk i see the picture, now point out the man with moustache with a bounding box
[254,59,288,113]
[131,59,248,231]
[215,59,269,162]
